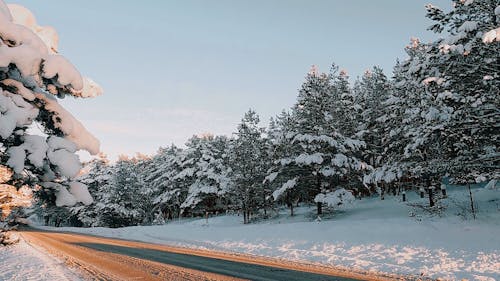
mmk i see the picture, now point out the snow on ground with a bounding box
[36,185,499,281]
[0,231,79,280]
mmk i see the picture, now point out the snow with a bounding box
[464,0,474,6]
[294,153,323,165]
[54,184,77,207]
[42,55,83,89]
[364,166,400,184]
[46,137,81,178]
[40,181,93,207]
[1,79,36,101]
[0,88,39,139]
[263,171,278,183]
[4,133,84,179]
[272,178,297,200]
[422,77,445,85]
[343,138,365,150]
[482,28,499,44]
[332,153,348,167]
[458,21,478,33]
[0,0,11,21]
[0,1,101,169]
[36,186,500,281]
[0,1,102,98]
[181,183,218,209]
[0,234,79,280]
[5,146,26,173]
[0,1,100,208]
[37,93,100,155]
[314,189,355,208]
[81,77,103,98]
[68,181,93,205]
[24,135,48,168]
[7,3,58,53]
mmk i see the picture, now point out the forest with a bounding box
[1,1,499,228]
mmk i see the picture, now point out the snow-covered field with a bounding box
[0,232,79,280]
[36,185,499,281]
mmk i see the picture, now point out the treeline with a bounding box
[36,1,498,227]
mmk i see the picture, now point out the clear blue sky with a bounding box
[12,0,449,160]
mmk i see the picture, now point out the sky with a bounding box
[12,0,450,161]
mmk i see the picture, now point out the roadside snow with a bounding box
[0,233,79,280]
[36,186,500,281]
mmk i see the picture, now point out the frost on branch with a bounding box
[0,1,101,207]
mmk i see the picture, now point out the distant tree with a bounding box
[146,145,185,222]
[353,67,391,172]
[229,110,269,223]
[179,135,231,216]
[69,153,112,226]
[96,158,145,227]
[267,67,367,216]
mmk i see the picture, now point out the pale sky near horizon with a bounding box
[11,0,450,161]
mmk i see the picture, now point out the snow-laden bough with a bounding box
[0,1,101,206]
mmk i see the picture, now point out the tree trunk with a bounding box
[468,183,476,220]
[428,187,434,207]
[317,201,323,215]
[441,186,447,197]
[55,217,61,227]
[290,203,294,216]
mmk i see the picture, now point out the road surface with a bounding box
[20,228,391,281]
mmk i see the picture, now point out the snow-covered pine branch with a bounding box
[0,1,101,208]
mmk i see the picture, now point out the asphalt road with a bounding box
[20,228,380,281]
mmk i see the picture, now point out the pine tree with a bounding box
[179,135,231,216]
[267,67,367,216]
[0,1,101,210]
[354,67,391,171]
[69,153,112,226]
[329,68,359,138]
[96,158,145,227]
[423,0,499,184]
[365,1,499,207]
[229,110,269,223]
[147,145,185,222]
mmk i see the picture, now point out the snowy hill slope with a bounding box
[36,185,499,280]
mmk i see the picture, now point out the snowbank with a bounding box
[0,234,80,280]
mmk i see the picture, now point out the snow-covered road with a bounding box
[19,229,373,281]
